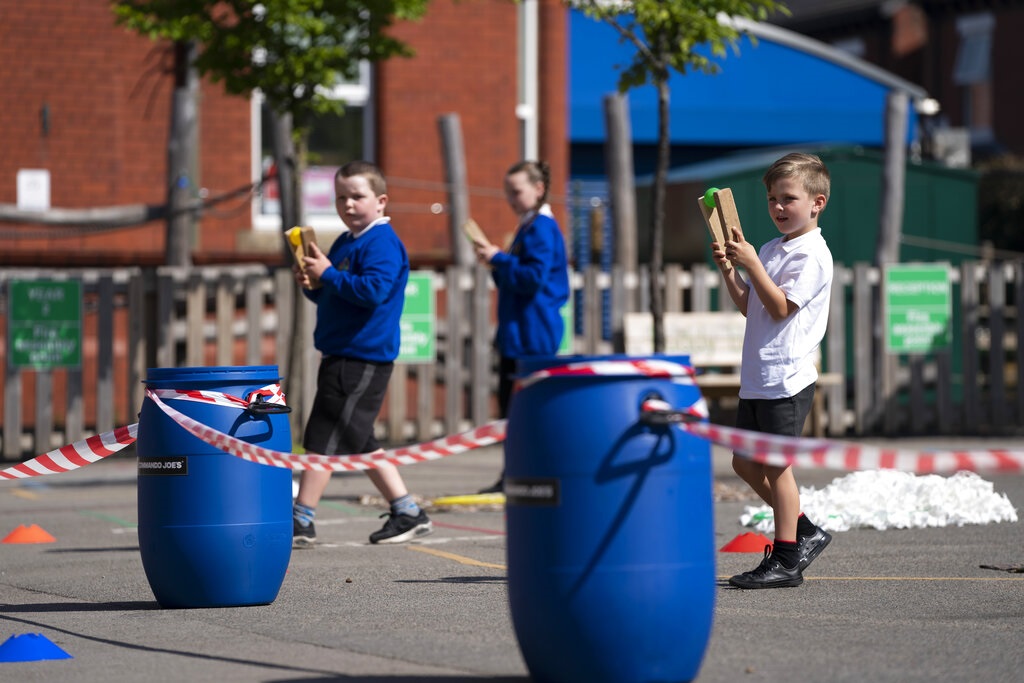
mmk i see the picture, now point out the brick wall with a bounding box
[0,1,252,265]
[0,1,569,266]
[378,0,569,262]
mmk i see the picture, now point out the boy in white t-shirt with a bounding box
[711,152,834,589]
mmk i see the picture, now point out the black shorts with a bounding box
[303,356,393,456]
[735,382,815,438]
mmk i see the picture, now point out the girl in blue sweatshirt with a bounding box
[473,160,570,492]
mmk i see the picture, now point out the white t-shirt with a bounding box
[739,228,833,400]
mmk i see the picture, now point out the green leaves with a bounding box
[112,0,428,132]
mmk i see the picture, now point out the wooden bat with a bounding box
[696,187,742,271]
[285,226,321,289]
[462,218,490,246]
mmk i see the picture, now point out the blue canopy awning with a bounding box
[570,11,928,147]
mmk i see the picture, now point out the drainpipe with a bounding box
[517,0,539,160]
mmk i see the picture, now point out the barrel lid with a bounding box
[145,365,281,385]
[515,354,692,376]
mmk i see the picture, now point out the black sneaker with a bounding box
[293,518,317,548]
[477,479,504,494]
[369,510,433,544]
[729,545,804,589]
[797,526,832,571]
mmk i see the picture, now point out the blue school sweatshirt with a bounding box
[304,219,408,363]
[489,211,569,358]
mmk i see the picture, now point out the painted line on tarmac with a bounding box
[321,500,380,516]
[432,520,505,536]
[8,488,39,500]
[338,535,504,547]
[804,576,1024,582]
[81,510,136,528]
[415,535,503,546]
[408,545,506,570]
[309,517,362,527]
[327,516,505,536]
[718,575,1023,582]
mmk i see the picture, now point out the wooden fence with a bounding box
[0,260,1020,461]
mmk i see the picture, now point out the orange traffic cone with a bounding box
[720,531,772,553]
[2,524,56,544]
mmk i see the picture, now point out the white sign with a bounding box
[17,169,51,211]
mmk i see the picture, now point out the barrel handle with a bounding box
[246,394,292,414]
[638,394,700,426]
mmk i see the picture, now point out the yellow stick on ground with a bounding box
[431,493,506,506]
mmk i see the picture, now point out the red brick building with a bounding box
[0,1,568,267]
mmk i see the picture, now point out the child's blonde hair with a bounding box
[763,153,830,207]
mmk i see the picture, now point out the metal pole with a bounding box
[517,0,539,159]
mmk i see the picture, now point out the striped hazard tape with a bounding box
[685,421,1024,474]
[150,385,288,410]
[0,425,138,480]
[3,360,1024,480]
[0,384,283,481]
[144,387,506,472]
[515,357,698,390]
[638,398,1024,474]
[145,360,698,472]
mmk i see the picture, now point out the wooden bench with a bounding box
[624,311,843,437]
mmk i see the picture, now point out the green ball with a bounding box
[703,187,720,208]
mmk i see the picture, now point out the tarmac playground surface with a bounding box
[1,435,1022,683]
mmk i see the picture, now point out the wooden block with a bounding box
[285,226,321,289]
[713,188,742,242]
[462,218,490,246]
[697,190,732,270]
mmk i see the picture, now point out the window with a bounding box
[831,37,866,59]
[953,13,993,86]
[953,12,994,145]
[252,62,373,230]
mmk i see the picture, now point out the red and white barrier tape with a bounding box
[515,357,697,390]
[0,385,284,481]
[638,399,1024,475]
[150,384,287,409]
[4,360,1024,480]
[683,420,1024,474]
[145,387,506,472]
[0,424,138,480]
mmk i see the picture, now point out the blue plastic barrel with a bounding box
[136,366,292,608]
[505,354,715,683]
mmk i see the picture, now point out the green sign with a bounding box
[558,298,573,355]
[8,280,83,369]
[884,264,952,354]
[398,271,436,363]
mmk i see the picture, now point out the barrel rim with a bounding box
[515,353,693,376]
[145,365,282,384]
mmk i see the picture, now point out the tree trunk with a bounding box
[166,40,198,268]
[649,73,671,353]
[873,90,908,437]
[270,109,311,436]
[604,92,638,354]
[876,90,908,267]
[271,108,302,260]
[438,113,473,266]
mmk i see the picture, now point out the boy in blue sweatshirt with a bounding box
[291,160,431,546]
